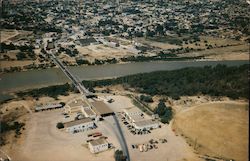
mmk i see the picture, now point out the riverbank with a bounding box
[0,60,249,103]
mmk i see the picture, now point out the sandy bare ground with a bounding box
[135,37,180,50]
[1,30,19,43]
[8,110,116,161]
[76,44,135,61]
[179,44,249,60]
[0,60,37,68]
[206,52,249,60]
[172,101,249,161]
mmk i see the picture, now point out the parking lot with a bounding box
[7,95,201,161]
[9,109,117,161]
[102,95,202,161]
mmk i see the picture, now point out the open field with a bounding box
[1,29,33,43]
[76,44,135,61]
[180,44,249,60]
[0,60,36,68]
[135,36,249,61]
[0,30,19,43]
[135,37,181,50]
[173,101,249,161]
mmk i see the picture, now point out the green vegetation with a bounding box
[56,122,64,129]
[120,55,204,62]
[82,64,249,99]
[0,121,25,145]
[16,52,27,60]
[16,83,74,99]
[76,59,91,65]
[140,95,153,103]
[154,101,173,124]
[114,150,127,161]
[146,36,183,45]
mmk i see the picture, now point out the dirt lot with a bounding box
[172,101,249,161]
[0,94,117,161]
[180,44,249,60]
[1,30,19,43]
[136,36,249,61]
[76,44,135,62]
[135,37,180,50]
[1,94,202,161]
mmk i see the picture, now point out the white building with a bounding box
[88,138,109,153]
[123,107,143,122]
[133,119,160,130]
[123,107,160,130]
[64,118,94,133]
[64,99,89,114]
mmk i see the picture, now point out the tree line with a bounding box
[82,64,249,100]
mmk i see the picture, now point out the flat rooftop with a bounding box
[129,114,144,122]
[92,101,114,116]
[83,107,96,116]
[35,103,62,110]
[123,106,142,114]
[89,138,108,146]
[134,119,158,127]
[68,99,88,108]
[64,118,92,128]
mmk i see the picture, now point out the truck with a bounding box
[139,144,144,152]
[92,132,102,137]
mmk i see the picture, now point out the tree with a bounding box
[59,102,66,107]
[16,52,27,60]
[140,95,153,103]
[114,150,126,161]
[56,122,64,129]
[154,101,173,124]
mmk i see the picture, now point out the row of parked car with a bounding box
[120,115,152,135]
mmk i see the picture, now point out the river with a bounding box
[0,60,249,101]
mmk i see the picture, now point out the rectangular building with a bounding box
[88,138,109,153]
[123,107,143,122]
[133,119,160,130]
[35,103,63,112]
[64,118,94,133]
[92,101,114,117]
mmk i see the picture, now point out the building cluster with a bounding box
[123,106,160,130]
[60,98,115,153]
[1,0,249,41]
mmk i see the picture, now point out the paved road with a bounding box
[103,115,130,161]
[112,115,130,161]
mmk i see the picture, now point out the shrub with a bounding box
[56,122,64,129]
[140,95,153,103]
[114,150,126,161]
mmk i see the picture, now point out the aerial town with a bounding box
[0,0,249,161]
